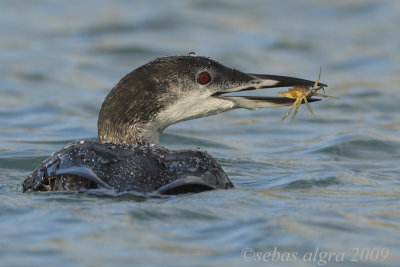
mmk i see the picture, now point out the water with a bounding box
[1,0,400,266]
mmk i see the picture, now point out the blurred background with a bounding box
[1,0,399,266]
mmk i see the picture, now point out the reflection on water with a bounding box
[1,0,400,266]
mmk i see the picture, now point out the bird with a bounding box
[22,54,325,196]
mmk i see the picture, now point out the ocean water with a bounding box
[1,0,400,266]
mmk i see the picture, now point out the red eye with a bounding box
[198,72,211,85]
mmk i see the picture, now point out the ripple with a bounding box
[90,44,159,57]
[80,23,138,36]
[0,156,47,171]
[271,40,315,51]
[304,134,400,160]
[282,176,343,189]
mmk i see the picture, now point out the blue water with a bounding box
[1,0,400,266]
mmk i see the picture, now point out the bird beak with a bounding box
[212,72,327,110]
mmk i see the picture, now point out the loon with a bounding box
[22,55,325,195]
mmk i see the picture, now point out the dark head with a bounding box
[98,55,325,145]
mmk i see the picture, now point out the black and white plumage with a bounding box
[23,140,232,195]
[23,55,324,195]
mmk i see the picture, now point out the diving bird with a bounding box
[22,54,325,195]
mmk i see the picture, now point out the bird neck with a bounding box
[97,85,166,146]
[97,69,170,147]
[98,120,162,146]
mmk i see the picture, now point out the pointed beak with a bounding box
[248,73,327,89]
[212,72,327,110]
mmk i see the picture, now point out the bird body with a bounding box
[23,55,324,195]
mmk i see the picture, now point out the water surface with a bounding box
[1,0,400,266]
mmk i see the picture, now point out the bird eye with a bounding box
[198,72,211,85]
